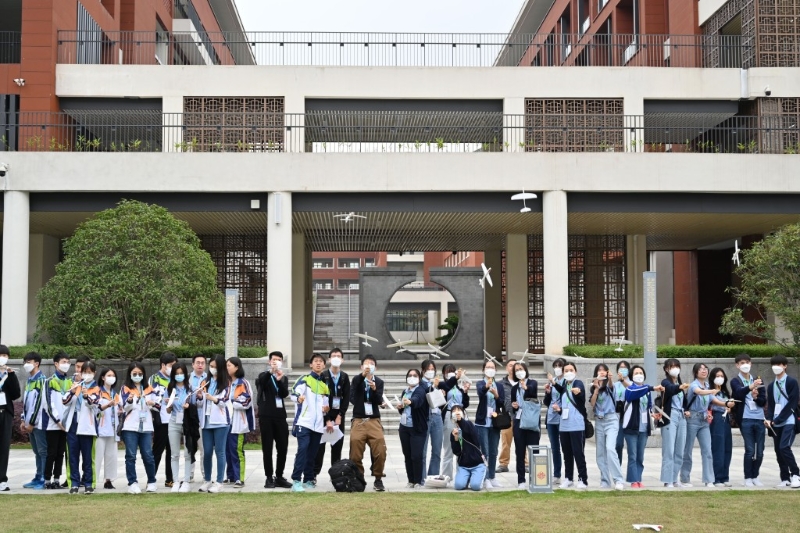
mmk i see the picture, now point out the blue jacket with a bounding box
[475,379,505,426]
[766,375,799,427]
[397,385,429,435]
[623,383,653,436]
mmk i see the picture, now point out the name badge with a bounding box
[641,411,648,425]
[332,397,341,410]
[0,392,6,406]
[364,404,374,416]
[561,407,570,420]
[745,396,757,411]
[516,409,522,420]
[775,404,783,417]
[400,413,408,426]
[487,407,495,419]
[275,398,284,409]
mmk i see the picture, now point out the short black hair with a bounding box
[770,354,789,366]
[734,353,751,364]
[75,355,90,365]
[269,351,284,361]
[160,351,177,366]
[53,351,70,364]
[442,363,457,376]
[630,365,646,380]
[421,359,436,372]
[82,360,97,375]
[616,360,631,371]
[361,354,377,365]
[191,353,207,363]
[98,367,117,389]
[227,357,245,379]
[329,348,343,357]
[552,358,566,368]
[23,352,42,364]
[482,359,496,371]
[310,353,326,365]
[0,345,8,355]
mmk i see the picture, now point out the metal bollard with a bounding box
[527,445,553,493]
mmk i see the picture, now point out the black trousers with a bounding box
[314,421,345,477]
[560,429,588,484]
[45,429,67,481]
[0,410,12,483]
[152,423,173,482]
[399,425,425,484]
[260,417,289,478]
[513,419,540,484]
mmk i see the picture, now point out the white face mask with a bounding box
[330,357,342,368]
[59,363,71,373]
[407,376,419,387]
[0,356,8,366]
[484,368,496,378]
[424,370,435,380]
[272,360,283,370]
[367,364,376,374]
[668,368,681,378]
[713,377,725,386]
[105,376,116,386]
[553,367,563,377]
[23,363,35,373]
[446,373,456,380]
[83,374,95,383]
[209,367,218,376]
[772,365,784,376]
[515,370,526,380]
[131,375,143,384]
[739,364,751,374]
[563,371,576,382]
[164,365,173,376]
[632,374,645,384]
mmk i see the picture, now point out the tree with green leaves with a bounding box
[719,224,800,358]
[37,200,224,360]
[436,315,459,347]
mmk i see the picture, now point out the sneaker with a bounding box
[223,479,232,484]
[199,481,211,492]
[84,487,94,495]
[413,483,423,489]
[752,478,764,487]
[32,481,45,490]
[208,481,222,493]
[234,480,244,488]
[60,481,69,488]
[559,479,573,489]
[517,482,527,490]
[704,483,716,488]
[615,482,625,490]
[576,481,587,489]
[776,480,791,488]
[663,483,674,488]
[791,475,800,489]
[171,482,181,493]
[275,477,292,489]
[744,479,755,487]
[483,479,493,490]
[165,481,174,488]
[264,476,275,489]
[489,478,502,488]
[291,480,305,492]
[23,479,39,489]
[405,482,415,489]
[69,487,79,494]
[127,483,141,495]
[179,482,190,493]
[496,465,509,473]
[552,477,561,485]
[676,481,693,488]
[714,482,725,488]
[723,482,732,487]
[302,481,315,490]
[146,483,157,493]
[0,482,8,492]
[599,482,610,489]
[374,479,386,492]
[104,480,115,490]
[630,482,640,489]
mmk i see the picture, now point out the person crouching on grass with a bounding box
[450,403,485,491]
[290,353,330,492]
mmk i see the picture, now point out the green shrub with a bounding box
[8,345,267,360]
[564,344,786,359]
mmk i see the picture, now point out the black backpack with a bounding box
[328,459,366,493]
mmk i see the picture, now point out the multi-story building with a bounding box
[2,0,799,366]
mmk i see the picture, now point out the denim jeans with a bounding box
[441,415,457,480]
[710,411,732,483]
[29,428,48,481]
[421,411,443,477]
[739,418,765,479]
[454,463,486,490]
[202,426,230,483]
[291,425,322,482]
[546,423,562,479]
[595,416,623,485]
[476,425,501,479]
[623,430,648,483]
[121,430,156,486]
[681,412,713,484]
[660,413,686,484]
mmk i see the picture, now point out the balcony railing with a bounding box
[55,31,748,68]
[3,111,798,155]
[0,32,22,64]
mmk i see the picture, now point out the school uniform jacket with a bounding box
[291,372,330,434]
[623,383,653,436]
[149,372,171,425]
[396,385,428,435]
[230,378,255,434]
[96,388,121,438]
[730,375,767,426]
[23,371,48,430]
[200,381,232,429]
[437,376,470,421]
[475,379,505,426]
[766,375,799,427]
[71,382,101,436]
[121,385,161,433]
[44,371,73,431]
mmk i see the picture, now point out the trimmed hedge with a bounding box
[564,344,789,359]
[7,345,268,360]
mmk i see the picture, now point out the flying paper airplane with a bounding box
[354,332,378,347]
[478,263,493,289]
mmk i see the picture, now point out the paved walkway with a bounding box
[3,431,799,494]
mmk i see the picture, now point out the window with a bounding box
[338,258,361,269]
[385,310,429,332]
[314,280,333,290]
[560,15,572,61]
[313,259,333,269]
[364,258,376,267]
[77,2,102,65]
[155,20,169,65]
[338,280,359,289]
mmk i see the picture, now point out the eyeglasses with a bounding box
[131,373,143,377]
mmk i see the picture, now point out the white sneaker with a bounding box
[676,481,693,488]
[0,482,9,492]
[208,481,222,493]
[705,483,716,488]
[663,483,674,488]
[559,479,573,489]
[776,480,791,488]
[146,483,157,493]
[483,479,492,490]
[713,482,725,488]
[723,482,732,487]
[199,481,210,492]
[179,482,190,493]
[615,482,625,490]
[576,481,587,489]
[489,478,501,488]
[405,483,414,489]
[127,483,141,495]
[791,475,800,489]
[171,482,181,493]
[744,479,755,487]
[752,478,764,487]
[517,483,526,490]
[552,477,561,485]
[599,481,610,489]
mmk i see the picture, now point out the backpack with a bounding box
[328,459,366,493]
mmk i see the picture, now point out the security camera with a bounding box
[765,86,771,96]
[0,163,8,177]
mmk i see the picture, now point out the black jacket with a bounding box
[451,419,483,468]
[730,375,767,426]
[350,373,384,419]
[511,379,539,416]
[256,371,289,419]
[320,369,350,424]
[437,376,470,421]
[0,370,21,414]
[766,375,799,427]
[397,385,428,435]
[658,378,689,427]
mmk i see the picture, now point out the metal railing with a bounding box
[3,112,798,155]
[0,31,21,64]
[55,31,748,68]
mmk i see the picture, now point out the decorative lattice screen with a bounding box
[183,97,285,152]
[524,99,624,152]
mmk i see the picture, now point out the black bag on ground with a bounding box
[328,459,367,493]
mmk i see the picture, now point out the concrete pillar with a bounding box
[267,192,293,367]
[652,251,676,345]
[292,231,310,366]
[1,191,30,346]
[483,249,503,357]
[543,191,569,354]
[163,95,183,152]
[503,97,525,152]
[626,235,647,344]
[28,234,60,341]
[284,94,305,153]
[623,96,644,153]
[505,236,529,356]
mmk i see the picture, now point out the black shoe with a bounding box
[84,487,94,495]
[44,482,55,490]
[104,480,115,490]
[497,466,509,473]
[165,481,174,488]
[264,476,275,489]
[374,479,386,492]
[274,477,292,489]
[69,487,79,494]
[60,481,69,489]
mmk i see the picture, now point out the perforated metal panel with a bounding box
[527,235,544,352]
[524,99,624,152]
[183,97,285,152]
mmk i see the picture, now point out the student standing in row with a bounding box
[709,367,734,487]
[290,354,330,492]
[65,360,100,494]
[397,368,428,488]
[121,362,158,494]
[766,355,800,488]
[226,357,254,487]
[615,360,632,465]
[511,362,538,490]
[660,359,689,488]
[622,366,664,489]
[439,364,470,481]
[497,358,517,474]
[22,352,48,490]
[730,353,766,487]
[476,360,504,489]
[589,363,624,490]
[349,355,387,492]
[256,351,292,489]
[188,354,207,482]
[450,403,485,491]
[166,363,192,492]
[552,362,588,489]
[421,359,443,479]
[681,363,720,488]
[315,348,350,481]
[543,358,566,485]
[0,346,21,492]
[149,352,176,488]
[199,354,230,493]
[95,368,120,490]
[44,353,73,489]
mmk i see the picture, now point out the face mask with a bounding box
[273,360,283,370]
[446,372,456,380]
[553,367,563,377]
[105,376,116,387]
[131,375,143,384]
[367,364,376,374]
[668,368,681,378]
[82,373,95,383]
[164,366,173,376]
[452,412,462,421]
[564,371,576,382]
[330,357,342,368]
[772,365,784,376]
[0,356,8,366]
[407,377,419,386]
[24,363,35,373]
[619,368,629,378]
[739,364,751,374]
[209,367,218,376]
[59,363,71,373]
[713,377,724,386]
[175,374,185,383]
[515,370,526,380]
[484,368,496,378]
[632,374,645,384]
[424,370,435,380]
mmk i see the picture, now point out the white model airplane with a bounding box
[354,332,379,347]
[732,239,741,267]
[396,347,414,355]
[483,350,501,366]
[386,339,414,349]
[478,262,493,289]
[511,190,538,213]
[512,349,533,363]
[426,343,450,358]
[611,338,633,352]
[334,212,367,223]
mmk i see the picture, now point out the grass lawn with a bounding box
[2,491,794,532]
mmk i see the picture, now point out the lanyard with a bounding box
[364,379,371,402]
[331,372,340,394]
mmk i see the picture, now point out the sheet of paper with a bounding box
[320,426,344,445]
